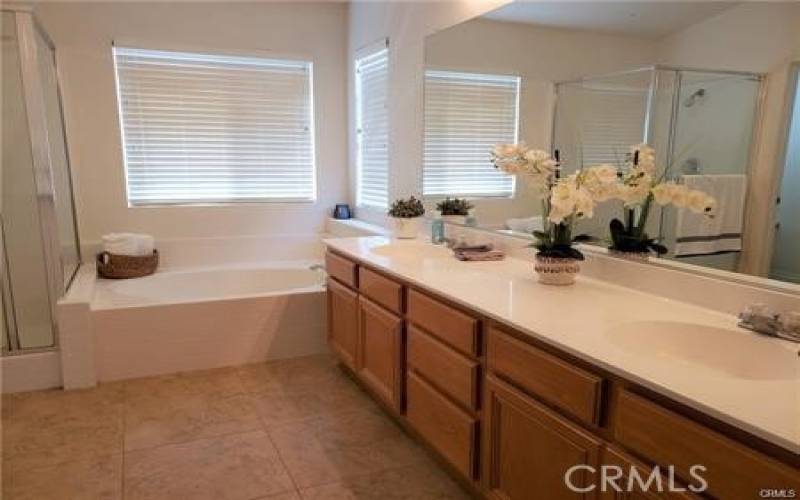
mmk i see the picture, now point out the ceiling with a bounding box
[482,1,738,39]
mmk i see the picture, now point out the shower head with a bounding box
[683,88,706,107]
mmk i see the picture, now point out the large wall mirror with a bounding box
[422,1,800,286]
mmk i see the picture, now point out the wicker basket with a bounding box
[97,250,159,279]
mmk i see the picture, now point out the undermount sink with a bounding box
[370,241,452,259]
[603,320,798,381]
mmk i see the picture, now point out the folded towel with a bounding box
[674,174,746,257]
[452,244,493,253]
[102,233,155,256]
[453,249,505,261]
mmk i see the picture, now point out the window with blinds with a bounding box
[355,44,389,208]
[113,47,315,206]
[423,70,520,197]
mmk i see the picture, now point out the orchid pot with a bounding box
[534,255,581,285]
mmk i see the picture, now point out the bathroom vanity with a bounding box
[324,237,799,500]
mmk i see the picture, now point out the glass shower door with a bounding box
[2,10,55,349]
[1,10,81,351]
[660,70,761,271]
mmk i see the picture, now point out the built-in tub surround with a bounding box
[91,262,326,382]
[324,236,800,454]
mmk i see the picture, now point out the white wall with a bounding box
[424,18,658,226]
[35,2,349,245]
[656,2,800,276]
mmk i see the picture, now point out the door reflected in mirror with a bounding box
[422,1,800,285]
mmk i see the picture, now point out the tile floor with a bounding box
[2,354,472,500]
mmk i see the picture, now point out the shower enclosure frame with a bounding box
[551,64,765,248]
[2,6,82,354]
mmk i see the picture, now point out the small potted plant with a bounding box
[387,196,425,239]
[493,144,617,285]
[608,144,716,259]
[436,197,474,225]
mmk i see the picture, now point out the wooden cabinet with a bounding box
[327,278,359,371]
[487,327,604,426]
[599,447,699,500]
[358,296,404,410]
[408,325,480,411]
[407,371,478,479]
[484,375,603,500]
[325,248,798,500]
[615,390,800,500]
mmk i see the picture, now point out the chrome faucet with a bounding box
[738,304,800,343]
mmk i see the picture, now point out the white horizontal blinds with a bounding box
[579,86,648,166]
[423,70,519,197]
[114,47,315,205]
[355,46,389,208]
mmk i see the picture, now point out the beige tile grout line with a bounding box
[235,368,304,500]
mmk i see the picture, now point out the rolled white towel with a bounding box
[102,233,155,256]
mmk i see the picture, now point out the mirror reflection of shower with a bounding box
[553,65,762,273]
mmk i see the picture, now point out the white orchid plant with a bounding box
[607,144,716,255]
[492,143,617,260]
[492,142,717,259]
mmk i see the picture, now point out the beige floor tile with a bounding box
[250,377,375,428]
[124,430,295,500]
[124,367,245,409]
[124,394,262,451]
[268,406,428,489]
[2,384,124,468]
[237,354,343,393]
[2,453,122,500]
[298,464,471,500]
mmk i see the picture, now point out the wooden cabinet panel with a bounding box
[487,327,603,426]
[359,266,403,314]
[326,252,358,288]
[484,375,602,500]
[407,289,478,356]
[327,278,359,371]
[600,447,699,500]
[406,371,478,479]
[408,325,480,411]
[615,390,800,500]
[358,296,403,410]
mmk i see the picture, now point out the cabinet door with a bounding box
[484,375,602,500]
[358,296,403,410]
[327,278,359,371]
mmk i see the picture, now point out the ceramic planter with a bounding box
[534,255,580,285]
[391,216,422,239]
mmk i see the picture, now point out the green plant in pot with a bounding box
[387,196,425,239]
[493,144,617,285]
[608,144,717,259]
[436,197,474,225]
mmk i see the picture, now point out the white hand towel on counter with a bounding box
[674,174,747,257]
[102,233,155,256]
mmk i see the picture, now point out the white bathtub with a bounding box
[90,262,328,381]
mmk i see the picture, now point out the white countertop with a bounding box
[324,236,800,454]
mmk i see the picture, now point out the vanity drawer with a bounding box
[615,390,800,500]
[407,325,480,411]
[359,267,403,314]
[407,289,479,356]
[406,371,478,480]
[325,252,358,288]
[487,327,603,426]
